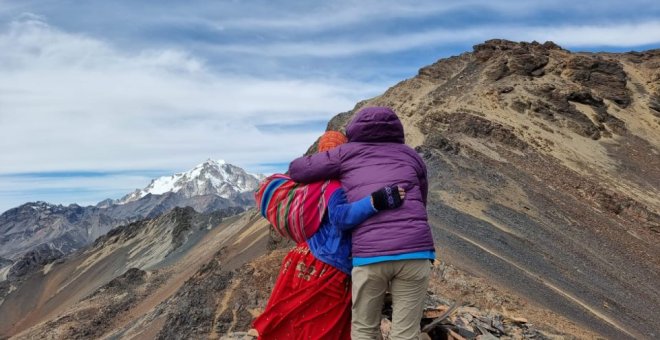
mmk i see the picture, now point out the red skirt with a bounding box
[253,243,351,340]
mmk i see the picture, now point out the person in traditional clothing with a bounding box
[289,107,435,340]
[253,131,405,339]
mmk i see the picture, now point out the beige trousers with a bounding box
[351,259,431,340]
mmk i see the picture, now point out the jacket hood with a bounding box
[346,107,405,144]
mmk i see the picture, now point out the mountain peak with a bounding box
[116,160,262,205]
[201,158,226,167]
[21,201,57,211]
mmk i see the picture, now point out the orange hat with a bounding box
[318,131,348,152]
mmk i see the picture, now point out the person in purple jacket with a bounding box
[289,106,435,340]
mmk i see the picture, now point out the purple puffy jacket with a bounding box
[289,107,435,257]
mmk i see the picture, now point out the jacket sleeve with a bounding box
[415,153,429,205]
[288,146,342,183]
[328,189,377,231]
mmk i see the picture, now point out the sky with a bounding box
[0,0,659,212]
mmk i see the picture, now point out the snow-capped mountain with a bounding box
[117,159,264,205]
[0,159,263,277]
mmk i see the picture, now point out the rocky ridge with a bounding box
[0,206,248,338]
[326,39,659,338]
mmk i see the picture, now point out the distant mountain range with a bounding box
[0,159,262,280]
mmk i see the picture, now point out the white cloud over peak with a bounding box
[0,15,379,177]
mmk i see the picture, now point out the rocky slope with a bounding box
[325,40,659,339]
[0,160,260,275]
[4,212,596,340]
[0,206,254,338]
[1,40,658,339]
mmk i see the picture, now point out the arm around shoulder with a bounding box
[328,189,377,231]
[288,146,342,183]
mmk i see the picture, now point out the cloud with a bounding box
[1,1,658,212]
[214,21,660,57]
[520,22,660,47]
[86,1,659,35]
[0,15,379,176]
[211,1,472,32]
